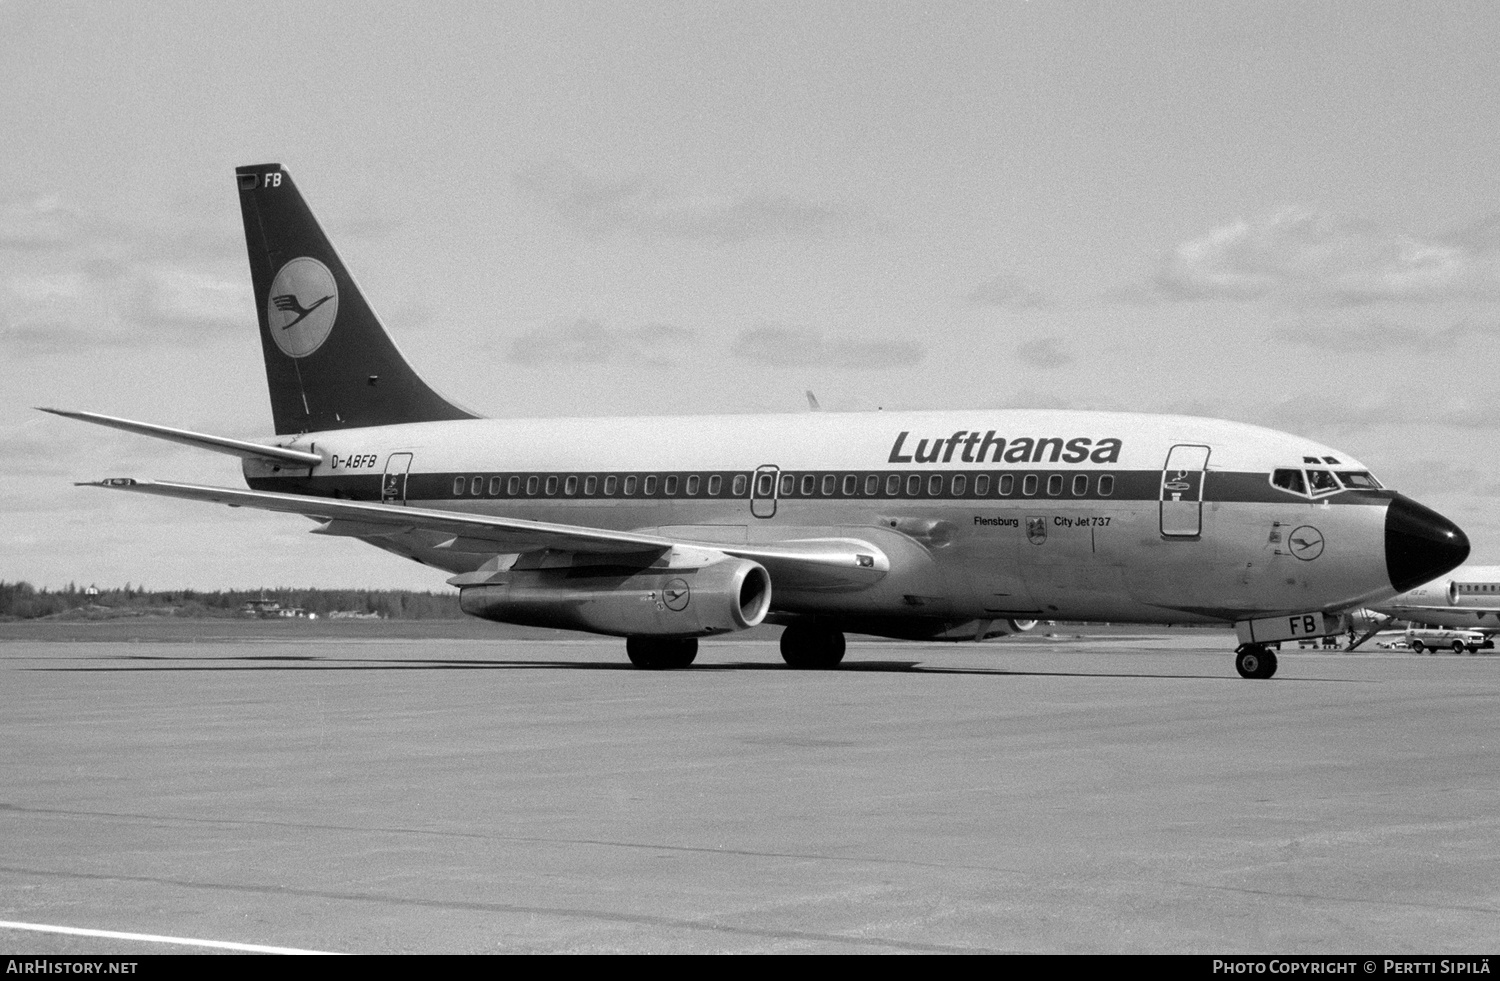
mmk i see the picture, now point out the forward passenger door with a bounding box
[1160,444,1210,538]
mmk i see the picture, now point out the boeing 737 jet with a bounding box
[43,164,1472,678]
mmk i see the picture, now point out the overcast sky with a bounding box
[3,0,1498,591]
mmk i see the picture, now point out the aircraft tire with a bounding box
[626,636,698,669]
[1235,644,1276,679]
[780,624,846,669]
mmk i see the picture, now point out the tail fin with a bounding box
[236,163,478,435]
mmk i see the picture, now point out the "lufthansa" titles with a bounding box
[888,431,1122,465]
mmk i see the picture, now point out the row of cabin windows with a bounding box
[449,471,1117,500]
[453,473,747,499]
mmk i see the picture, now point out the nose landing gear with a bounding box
[1235,644,1278,679]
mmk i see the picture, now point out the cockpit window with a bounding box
[1273,469,1307,495]
[1337,471,1382,490]
[1307,470,1339,494]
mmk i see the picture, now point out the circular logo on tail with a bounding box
[267,257,338,358]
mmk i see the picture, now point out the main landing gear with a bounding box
[1234,643,1278,680]
[780,623,846,669]
[625,636,698,669]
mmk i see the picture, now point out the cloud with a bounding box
[0,195,251,354]
[1256,391,1495,435]
[514,161,866,241]
[1015,337,1074,369]
[1268,316,1498,351]
[965,273,1049,309]
[506,318,700,366]
[730,326,922,369]
[1152,208,1500,305]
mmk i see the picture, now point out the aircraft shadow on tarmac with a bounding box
[23,652,1370,682]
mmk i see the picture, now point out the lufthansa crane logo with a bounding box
[266,257,338,358]
[1288,525,1325,561]
[663,578,691,611]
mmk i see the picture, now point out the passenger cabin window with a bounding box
[975,475,990,496]
[508,476,521,495]
[488,477,502,496]
[1072,474,1087,496]
[470,477,482,496]
[663,475,678,495]
[1046,474,1062,496]
[526,476,540,496]
[951,474,967,496]
[999,474,1014,496]
[584,476,597,495]
[822,474,836,496]
[865,475,879,495]
[781,474,796,496]
[928,475,943,496]
[686,475,699,496]
[1022,474,1038,496]
[886,474,901,496]
[906,475,921,496]
[604,475,618,495]
[801,474,816,496]
[1098,475,1115,497]
[544,476,558,496]
[453,477,466,496]
[732,474,747,496]
[844,474,858,496]
[624,475,638,495]
[564,476,578,496]
[643,475,657,495]
[707,474,721,495]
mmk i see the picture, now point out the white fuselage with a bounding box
[1372,565,1500,631]
[245,408,1411,632]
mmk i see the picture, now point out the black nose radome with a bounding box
[1386,494,1470,593]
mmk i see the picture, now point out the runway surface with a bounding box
[2,626,1497,954]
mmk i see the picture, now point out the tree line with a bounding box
[0,581,462,620]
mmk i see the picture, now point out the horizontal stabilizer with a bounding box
[40,408,321,467]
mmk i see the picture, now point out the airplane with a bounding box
[1344,565,1500,644]
[41,163,1472,679]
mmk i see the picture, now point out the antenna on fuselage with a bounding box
[805,390,821,411]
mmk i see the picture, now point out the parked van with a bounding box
[1404,627,1492,654]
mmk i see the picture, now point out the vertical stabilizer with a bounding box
[236,163,478,434]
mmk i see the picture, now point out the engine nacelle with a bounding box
[459,556,771,638]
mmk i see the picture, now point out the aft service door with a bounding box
[750,465,779,519]
[1160,444,1210,538]
[382,453,413,505]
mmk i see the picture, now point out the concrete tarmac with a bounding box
[2,629,1497,954]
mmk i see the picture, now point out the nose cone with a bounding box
[1386,494,1470,592]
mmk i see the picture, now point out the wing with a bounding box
[82,478,889,590]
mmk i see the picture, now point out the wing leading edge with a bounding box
[81,478,890,591]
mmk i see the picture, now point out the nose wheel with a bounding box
[1235,644,1278,679]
